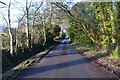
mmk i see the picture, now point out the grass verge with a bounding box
[1,44,57,78]
[72,43,120,78]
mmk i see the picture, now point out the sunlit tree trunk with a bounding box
[31,17,34,48]
[43,14,46,44]
[26,0,29,47]
[100,3,107,34]
[8,0,13,56]
[80,22,99,45]
[107,3,116,44]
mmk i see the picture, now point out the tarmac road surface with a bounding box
[18,39,117,78]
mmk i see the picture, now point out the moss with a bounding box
[113,46,120,57]
[96,51,103,54]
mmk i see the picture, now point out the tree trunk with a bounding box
[81,23,99,45]
[113,2,120,56]
[43,21,46,44]
[15,27,18,55]
[50,0,53,22]
[116,2,120,46]
[107,3,116,44]
[31,17,35,48]
[26,0,29,48]
[31,2,43,47]
[8,28,13,56]
[100,3,107,33]
[8,0,13,56]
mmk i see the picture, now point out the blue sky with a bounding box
[0,0,79,29]
[2,0,118,32]
[1,0,119,32]
[0,0,119,28]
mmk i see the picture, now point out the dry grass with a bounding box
[74,44,120,77]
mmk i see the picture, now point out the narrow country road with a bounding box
[18,39,117,78]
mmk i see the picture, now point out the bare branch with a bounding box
[0,1,7,5]
[18,13,25,23]
[54,2,75,18]
[8,0,11,27]
[14,0,25,7]
[0,12,8,26]
[28,0,33,9]
[35,2,43,14]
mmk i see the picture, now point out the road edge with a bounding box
[2,44,57,79]
[72,44,120,78]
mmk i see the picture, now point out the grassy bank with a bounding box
[72,43,120,77]
[2,41,57,74]
[2,41,57,78]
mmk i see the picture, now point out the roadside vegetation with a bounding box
[0,1,62,73]
[67,2,120,77]
[0,0,120,77]
[51,2,120,73]
[68,2,120,57]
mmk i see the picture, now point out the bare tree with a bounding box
[31,2,43,47]
[15,14,26,55]
[7,0,13,56]
[13,0,26,54]
[25,0,29,47]
[0,0,14,56]
[42,12,46,44]
[25,0,32,48]
[50,0,53,22]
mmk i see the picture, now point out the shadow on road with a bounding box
[23,49,111,77]
[44,52,78,58]
[20,58,88,77]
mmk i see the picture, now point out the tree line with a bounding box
[0,0,62,72]
[67,2,120,57]
[1,1,119,73]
